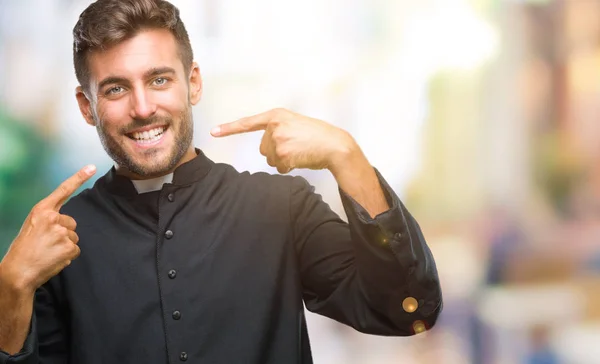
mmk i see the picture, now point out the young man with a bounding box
[0,0,442,363]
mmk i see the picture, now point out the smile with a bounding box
[127,126,167,145]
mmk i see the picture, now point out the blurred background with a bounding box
[1,0,599,362]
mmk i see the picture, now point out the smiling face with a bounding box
[75,28,202,179]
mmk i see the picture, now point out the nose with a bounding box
[129,87,157,120]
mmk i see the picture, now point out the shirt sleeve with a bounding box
[292,167,443,336]
[0,279,69,364]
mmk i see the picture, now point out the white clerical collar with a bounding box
[130,173,174,194]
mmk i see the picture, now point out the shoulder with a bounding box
[210,162,310,193]
[206,163,321,215]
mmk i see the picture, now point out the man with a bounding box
[0,0,442,363]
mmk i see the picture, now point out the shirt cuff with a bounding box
[338,167,442,320]
[338,167,416,267]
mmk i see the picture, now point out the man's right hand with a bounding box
[0,165,96,294]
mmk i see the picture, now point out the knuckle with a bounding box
[30,204,46,219]
[33,210,54,226]
[72,245,81,258]
[270,119,282,128]
[65,244,79,259]
[31,204,42,215]
[54,225,68,237]
[275,145,286,158]
[77,169,88,180]
[57,183,71,197]
[272,130,286,142]
[239,118,251,128]
[64,215,77,228]
[47,211,60,224]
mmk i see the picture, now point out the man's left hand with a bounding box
[211,108,358,174]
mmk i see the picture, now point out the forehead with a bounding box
[87,29,183,83]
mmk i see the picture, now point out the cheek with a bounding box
[96,101,130,132]
[158,85,189,111]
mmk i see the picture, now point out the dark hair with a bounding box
[73,0,193,91]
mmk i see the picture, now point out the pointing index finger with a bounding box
[211,110,274,137]
[44,165,97,210]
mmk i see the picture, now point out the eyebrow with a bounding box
[97,67,177,91]
[144,66,176,79]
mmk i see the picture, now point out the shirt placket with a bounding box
[156,186,188,363]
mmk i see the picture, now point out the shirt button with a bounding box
[172,310,181,320]
[165,230,174,239]
[168,270,177,279]
[412,320,427,334]
[402,297,419,313]
[179,352,188,361]
[167,193,174,202]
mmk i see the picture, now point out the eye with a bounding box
[105,86,124,96]
[153,77,168,86]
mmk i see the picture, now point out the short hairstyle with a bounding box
[72,0,193,92]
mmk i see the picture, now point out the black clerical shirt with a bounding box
[1,149,442,364]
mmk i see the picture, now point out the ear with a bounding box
[189,62,203,105]
[75,86,96,126]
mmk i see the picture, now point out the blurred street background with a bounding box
[2,0,600,363]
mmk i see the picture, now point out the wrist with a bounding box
[328,144,370,180]
[0,258,36,298]
[327,133,361,174]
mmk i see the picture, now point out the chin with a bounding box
[133,159,175,178]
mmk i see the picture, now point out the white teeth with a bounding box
[131,127,165,142]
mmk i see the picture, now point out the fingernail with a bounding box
[84,164,96,175]
[211,126,220,136]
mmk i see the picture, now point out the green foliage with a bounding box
[0,108,53,257]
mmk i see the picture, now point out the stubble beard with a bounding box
[95,105,194,178]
